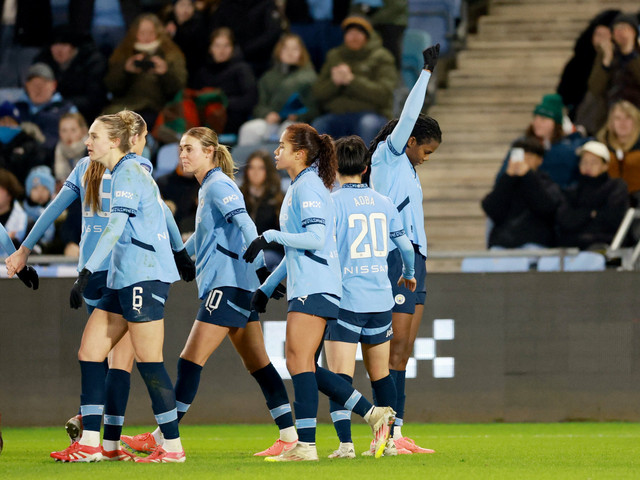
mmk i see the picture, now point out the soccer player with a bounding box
[368,43,441,454]
[6,111,193,461]
[1,222,39,289]
[243,123,396,461]
[120,127,298,457]
[325,136,417,458]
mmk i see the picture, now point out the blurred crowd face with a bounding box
[59,117,86,146]
[279,37,302,65]
[29,184,50,204]
[0,185,11,211]
[51,42,77,65]
[531,115,556,140]
[136,19,158,44]
[210,34,233,63]
[25,77,57,105]
[611,105,635,142]
[613,22,637,53]
[344,28,368,51]
[174,0,195,24]
[0,115,18,127]
[246,156,268,187]
[592,25,612,48]
[579,152,608,177]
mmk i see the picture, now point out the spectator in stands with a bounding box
[53,112,87,186]
[104,13,187,130]
[68,0,142,58]
[208,0,284,77]
[482,137,563,249]
[237,33,318,146]
[597,100,640,204]
[557,9,620,129]
[556,141,628,250]
[497,93,587,188]
[0,100,47,186]
[239,149,284,270]
[312,15,397,145]
[0,168,26,245]
[162,0,209,88]
[286,0,349,72]
[14,63,77,161]
[586,12,640,134]
[22,166,56,248]
[156,161,198,235]
[192,27,257,135]
[351,0,408,70]
[32,25,108,124]
[0,0,52,87]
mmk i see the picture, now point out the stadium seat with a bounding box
[460,257,530,273]
[408,0,456,56]
[153,142,179,179]
[402,29,432,88]
[537,252,606,272]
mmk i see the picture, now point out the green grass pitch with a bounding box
[1,423,639,479]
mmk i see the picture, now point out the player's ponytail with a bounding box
[285,123,337,189]
[184,126,237,180]
[83,162,106,212]
[115,109,147,145]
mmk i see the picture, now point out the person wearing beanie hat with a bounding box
[556,139,629,250]
[586,10,640,133]
[533,93,564,125]
[312,10,398,145]
[23,166,57,247]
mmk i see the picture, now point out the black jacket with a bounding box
[482,170,563,248]
[0,0,51,47]
[556,173,629,249]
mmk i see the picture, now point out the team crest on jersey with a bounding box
[395,294,405,305]
[298,295,308,305]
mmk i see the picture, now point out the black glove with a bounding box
[256,266,286,300]
[256,266,271,284]
[70,268,91,309]
[16,264,39,290]
[250,288,269,313]
[243,235,269,263]
[174,248,196,282]
[423,43,440,72]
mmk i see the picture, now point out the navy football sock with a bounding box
[137,362,179,440]
[251,363,294,430]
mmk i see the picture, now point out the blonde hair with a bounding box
[184,126,236,179]
[272,33,311,67]
[597,100,640,152]
[83,113,137,212]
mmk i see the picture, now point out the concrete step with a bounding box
[456,49,570,62]
[436,88,552,105]
[489,3,638,19]
[429,103,534,115]
[454,56,567,73]
[473,30,584,42]
[465,37,573,51]
[423,184,494,201]
[447,73,558,89]
[424,200,484,218]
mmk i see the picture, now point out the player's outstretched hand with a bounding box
[174,248,196,282]
[70,268,91,309]
[243,235,269,263]
[16,264,39,290]
[423,43,440,72]
[250,288,270,313]
[397,275,417,292]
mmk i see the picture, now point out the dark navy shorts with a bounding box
[387,245,427,314]
[288,293,340,320]
[324,309,393,345]
[196,287,258,328]
[84,270,122,316]
[101,281,170,322]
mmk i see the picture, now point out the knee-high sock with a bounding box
[137,362,179,440]
[103,369,131,442]
[371,374,396,410]
[390,369,405,433]
[291,372,318,443]
[329,373,353,443]
[315,365,372,417]
[174,357,203,422]
[251,363,294,430]
[79,360,107,432]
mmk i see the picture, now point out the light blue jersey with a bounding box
[263,167,341,300]
[370,70,432,258]
[189,167,260,300]
[332,183,414,312]
[0,222,15,254]
[60,154,153,272]
[85,155,179,288]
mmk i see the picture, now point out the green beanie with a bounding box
[533,93,564,124]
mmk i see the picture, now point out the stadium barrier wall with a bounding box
[1,271,639,427]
